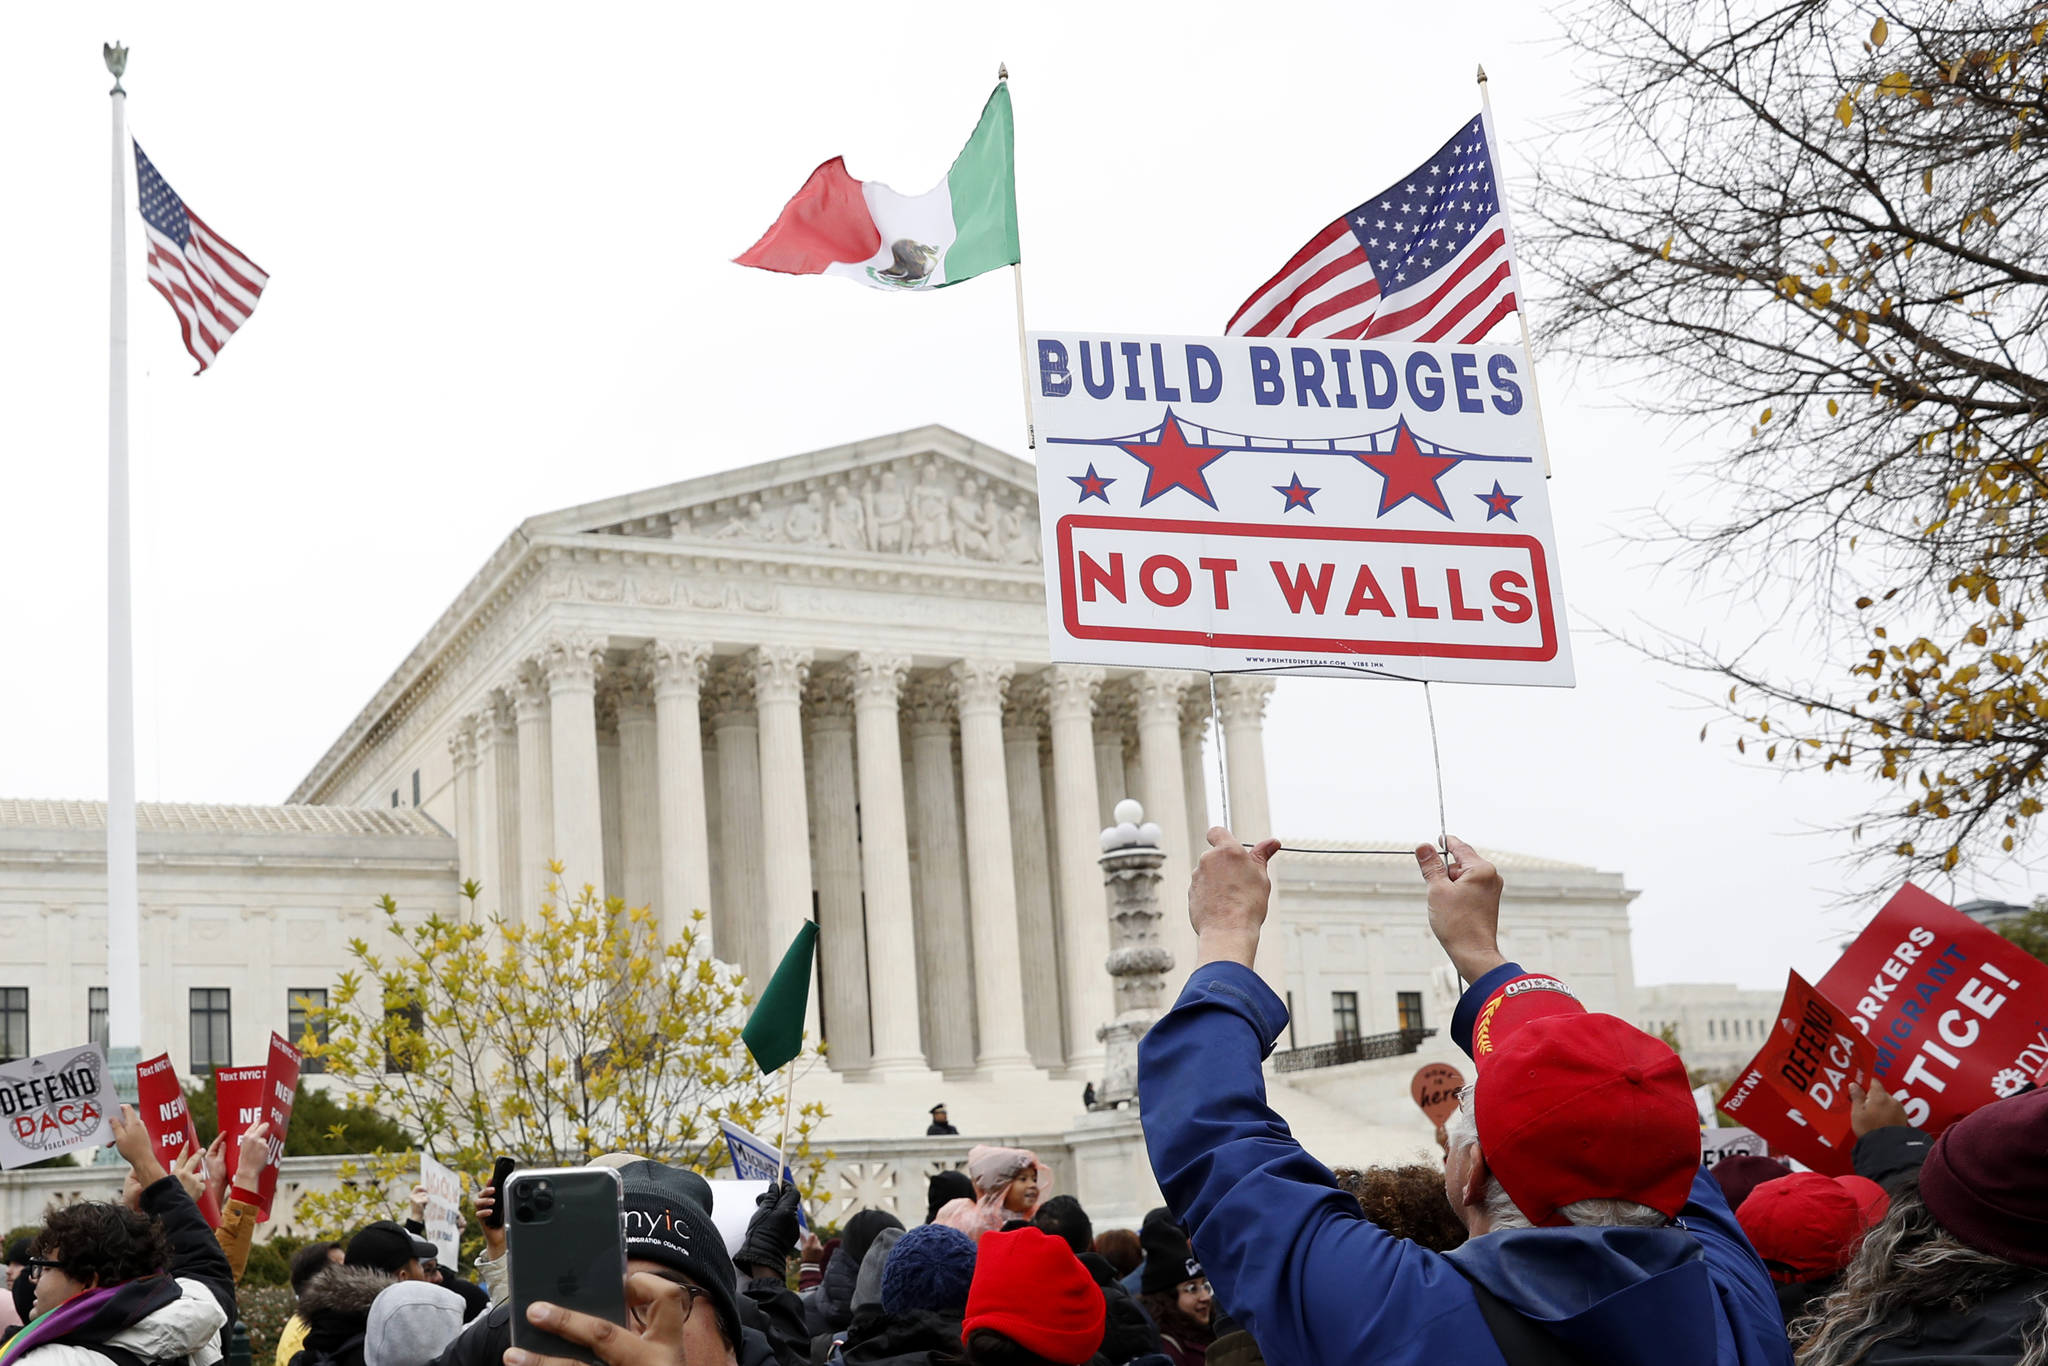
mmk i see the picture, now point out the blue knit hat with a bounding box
[880,1223,977,1316]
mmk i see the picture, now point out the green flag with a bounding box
[742,921,818,1074]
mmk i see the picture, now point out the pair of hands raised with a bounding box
[1188,827,1508,984]
[110,1104,272,1212]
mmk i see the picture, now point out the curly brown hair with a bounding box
[1332,1165,1467,1252]
[1091,1228,1142,1279]
[32,1201,169,1290]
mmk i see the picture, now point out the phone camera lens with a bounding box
[533,1187,555,1213]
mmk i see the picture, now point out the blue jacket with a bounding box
[1138,960,1791,1366]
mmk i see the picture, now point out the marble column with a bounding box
[805,665,870,1072]
[615,672,660,917]
[646,642,713,949]
[951,661,1035,1072]
[510,664,554,917]
[542,634,607,899]
[752,645,816,1023]
[466,708,501,917]
[1132,671,1196,985]
[1002,675,1064,1071]
[1180,689,1213,861]
[707,660,766,979]
[851,653,927,1076]
[1045,665,1110,1074]
[597,692,623,902]
[487,695,521,924]
[447,723,477,890]
[1213,677,1277,842]
[906,673,975,1072]
[1093,685,1132,827]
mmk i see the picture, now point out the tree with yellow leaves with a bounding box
[1531,0,2048,884]
[290,876,827,1242]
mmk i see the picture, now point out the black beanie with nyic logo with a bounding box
[616,1160,742,1347]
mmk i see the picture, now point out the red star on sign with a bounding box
[1122,410,1227,508]
[1356,420,1460,519]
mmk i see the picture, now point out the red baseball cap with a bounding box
[1736,1173,1864,1283]
[1836,1174,1890,1230]
[1471,975,1698,1226]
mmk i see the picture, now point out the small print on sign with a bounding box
[420,1153,464,1270]
[1030,332,1573,686]
[1718,971,1875,1176]
[0,1044,112,1169]
[213,1066,268,1186]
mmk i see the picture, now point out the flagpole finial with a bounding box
[998,61,1008,81]
[104,41,128,95]
[1476,63,1488,85]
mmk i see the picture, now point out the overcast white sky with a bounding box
[3,2,2035,991]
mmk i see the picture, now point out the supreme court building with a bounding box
[0,426,1640,1162]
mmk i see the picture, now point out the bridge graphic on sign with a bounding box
[1048,409,1531,517]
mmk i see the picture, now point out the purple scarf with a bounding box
[0,1277,182,1366]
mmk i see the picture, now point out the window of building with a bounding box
[1332,992,1361,1043]
[412,770,421,807]
[0,988,27,1062]
[289,989,329,1075]
[89,987,108,1051]
[1396,991,1425,1033]
[190,988,232,1074]
[384,993,424,1073]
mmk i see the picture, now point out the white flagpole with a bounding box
[1476,65,1554,478]
[1000,62,1035,449]
[104,42,143,1106]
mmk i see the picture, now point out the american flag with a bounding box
[1226,114,1519,343]
[133,140,268,373]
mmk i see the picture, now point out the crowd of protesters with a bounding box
[5,826,2043,1366]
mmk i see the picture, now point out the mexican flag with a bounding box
[736,83,1018,292]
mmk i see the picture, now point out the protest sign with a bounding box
[254,1032,301,1219]
[1817,883,2045,1134]
[136,1053,219,1225]
[0,1043,111,1169]
[420,1153,463,1269]
[1409,1062,1464,1125]
[1717,971,1875,1176]
[1700,1127,1770,1168]
[213,1065,268,1187]
[719,1119,783,1183]
[1029,332,1572,686]
[707,1179,772,1258]
[1691,1084,1719,1127]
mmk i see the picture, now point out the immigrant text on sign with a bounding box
[1817,883,2044,1133]
[1717,971,1876,1176]
[0,1044,111,1169]
[255,1032,301,1220]
[137,1053,220,1225]
[1030,333,1572,686]
[213,1065,268,1188]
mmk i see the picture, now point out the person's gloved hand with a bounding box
[734,1182,802,1279]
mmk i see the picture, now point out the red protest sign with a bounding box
[135,1053,220,1225]
[1817,884,2046,1135]
[1716,972,1874,1176]
[212,1065,268,1189]
[254,1032,301,1220]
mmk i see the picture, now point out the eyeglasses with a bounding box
[628,1275,715,1334]
[1178,1279,1213,1298]
[25,1259,63,1282]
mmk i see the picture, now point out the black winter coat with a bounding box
[141,1174,238,1345]
[1079,1252,1161,1366]
[833,1306,964,1366]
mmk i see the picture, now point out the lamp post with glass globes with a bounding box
[1095,798,1171,1109]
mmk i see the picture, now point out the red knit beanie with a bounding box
[1919,1086,2048,1270]
[962,1227,1106,1366]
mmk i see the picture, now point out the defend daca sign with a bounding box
[0,1043,112,1168]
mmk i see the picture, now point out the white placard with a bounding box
[420,1152,464,1269]
[1700,1127,1770,1167]
[707,1178,772,1257]
[1030,332,1573,686]
[719,1119,783,1183]
[0,1043,113,1169]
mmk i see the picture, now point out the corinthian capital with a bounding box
[749,644,813,706]
[447,724,478,769]
[702,656,755,721]
[903,672,955,729]
[1044,665,1105,721]
[805,663,856,722]
[538,633,606,692]
[948,660,1014,717]
[508,663,551,721]
[1003,671,1048,735]
[644,640,712,696]
[1129,670,1192,722]
[1213,675,1278,729]
[850,652,911,709]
